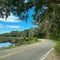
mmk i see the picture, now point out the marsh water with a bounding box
[0,42,12,48]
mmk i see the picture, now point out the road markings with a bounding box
[40,48,54,60]
[0,41,48,59]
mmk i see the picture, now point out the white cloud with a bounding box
[24,0,28,3]
[0,14,20,23]
[0,18,4,21]
[6,25,20,28]
[44,7,48,10]
[6,15,19,22]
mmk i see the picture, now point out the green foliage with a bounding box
[0,0,59,20]
[55,41,60,55]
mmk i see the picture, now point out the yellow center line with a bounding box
[0,41,48,59]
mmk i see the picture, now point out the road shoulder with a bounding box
[44,49,60,60]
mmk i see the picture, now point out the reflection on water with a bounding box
[0,42,12,48]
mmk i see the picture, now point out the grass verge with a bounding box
[55,40,60,55]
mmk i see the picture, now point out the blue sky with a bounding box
[0,7,36,34]
[0,2,47,34]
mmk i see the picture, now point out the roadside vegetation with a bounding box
[55,40,60,55]
[0,37,40,50]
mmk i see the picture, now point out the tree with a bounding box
[38,4,60,39]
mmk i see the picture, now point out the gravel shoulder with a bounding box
[44,49,60,60]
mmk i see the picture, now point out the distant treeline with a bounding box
[0,28,45,38]
[0,28,45,43]
[0,37,29,43]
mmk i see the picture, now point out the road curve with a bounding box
[0,39,55,60]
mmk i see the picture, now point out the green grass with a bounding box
[55,41,60,55]
[20,38,40,46]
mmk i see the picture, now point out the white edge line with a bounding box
[40,48,54,60]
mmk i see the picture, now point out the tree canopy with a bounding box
[0,0,60,19]
[0,0,60,40]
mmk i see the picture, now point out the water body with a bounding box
[0,42,12,48]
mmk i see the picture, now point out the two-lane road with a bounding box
[0,39,55,60]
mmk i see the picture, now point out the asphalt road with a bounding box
[0,39,54,60]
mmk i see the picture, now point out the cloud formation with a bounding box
[0,14,20,23]
[24,0,28,3]
[6,25,20,28]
